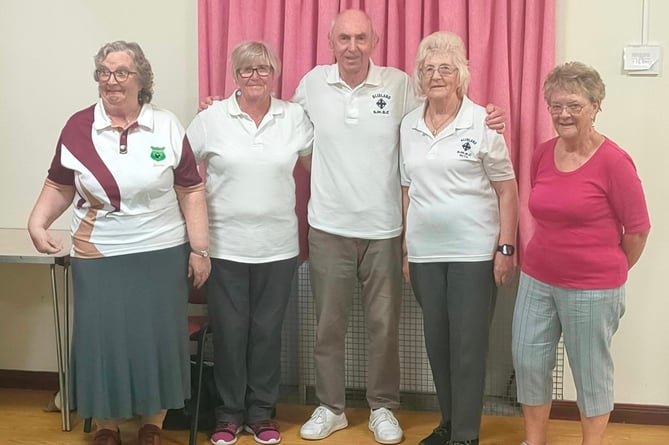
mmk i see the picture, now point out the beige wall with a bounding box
[0,0,198,371]
[1,0,667,407]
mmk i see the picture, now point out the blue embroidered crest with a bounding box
[372,93,391,115]
[456,138,478,159]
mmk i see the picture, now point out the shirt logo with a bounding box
[372,93,391,115]
[150,146,166,161]
[457,138,477,159]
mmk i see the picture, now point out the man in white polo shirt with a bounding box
[294,9,505,445]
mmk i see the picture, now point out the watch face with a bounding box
[498,244,515,255]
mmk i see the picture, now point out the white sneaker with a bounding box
[368,408,403,444]
[300,406,348,440]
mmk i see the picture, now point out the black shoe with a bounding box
[419,423,451,445]
[447,439,479,445]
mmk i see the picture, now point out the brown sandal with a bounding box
[138,424,162,445]
[92,428,121,445]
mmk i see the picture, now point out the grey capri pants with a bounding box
[511,272,625,417]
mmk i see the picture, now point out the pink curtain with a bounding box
[198,0,555,260]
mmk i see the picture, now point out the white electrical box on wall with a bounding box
[623,45,662,75]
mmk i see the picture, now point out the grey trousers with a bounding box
[409,261,494,441]
[512,272,625,417]
[308,227,403,414]
[208,256,298,424]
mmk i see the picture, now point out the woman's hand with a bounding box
[188,253,211,288]
[175,185,210,288]
[493,252,515,286]
[29,228,64,254]
[27,181,74,254]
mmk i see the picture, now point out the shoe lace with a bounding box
[310,406,329,423]
[370,408,398,428]
[214,421,240,434]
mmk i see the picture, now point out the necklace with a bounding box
[426,112,451,136]
[122,109,139,126]
[425,99,463,136]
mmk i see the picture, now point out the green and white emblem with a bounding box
[150,146,166,161]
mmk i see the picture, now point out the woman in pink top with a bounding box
[512,62,650,445]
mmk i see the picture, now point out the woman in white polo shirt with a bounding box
[399,32,518,445]
[186,41,313,445]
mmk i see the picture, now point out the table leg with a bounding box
[50,263,71,431]
[63,264,71,428]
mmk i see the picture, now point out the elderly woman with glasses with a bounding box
[27,41,210,445]
[399,31,518,445]
[512,62,650,445]
[185,41,313,445]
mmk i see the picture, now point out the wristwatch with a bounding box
[191,248,210,257]
[497,244,515,256]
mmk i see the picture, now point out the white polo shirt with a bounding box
[293,62,419,239]
[186,93,313,263]
[399,96,515,262]
[47,101,201,258]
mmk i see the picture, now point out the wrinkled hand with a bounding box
[29,228,64,254]
[493,252,515,286]
[188,254,211,288]
[198,95,224,112]
[485,104,507,134]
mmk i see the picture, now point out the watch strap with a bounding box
[497,244,515,256]
[191,248,209,257]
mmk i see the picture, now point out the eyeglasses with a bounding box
[421,64,457,77]
[548,103,585,115]
[238,65,272,78]
[96,69,138,83]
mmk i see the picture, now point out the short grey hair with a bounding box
[413,31,470,99]
[543,61,605,110]
[94,40,154,105]
[230,41,281,82]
